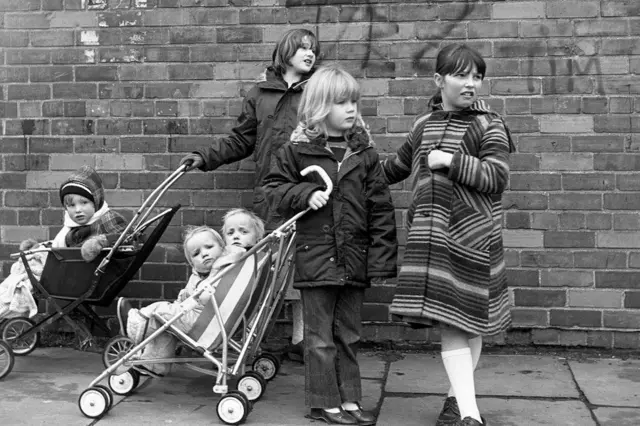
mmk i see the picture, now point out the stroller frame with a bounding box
[1,166,187,359]
[79,165,333,425]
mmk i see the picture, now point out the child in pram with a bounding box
[0,165,126,321]
[117,209,265,376]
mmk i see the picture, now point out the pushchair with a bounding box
[78,165,332,425]
[0,166,185,379]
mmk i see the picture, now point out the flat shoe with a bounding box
[307,408,358,425]
[345,407,376,425]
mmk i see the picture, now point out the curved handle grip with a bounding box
[300,165,333,197]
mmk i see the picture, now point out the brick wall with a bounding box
[0,0,639,348]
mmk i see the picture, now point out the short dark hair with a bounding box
[430,43,486,108]
[271,29,320,76]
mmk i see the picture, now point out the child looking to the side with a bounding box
[117,210,264,377]
[264,64,398,425]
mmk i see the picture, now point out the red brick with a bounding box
[544,231,595,248]
[4,190,49,207]
[53,48,96,64]
[550,309,601,327]
[503,192,548,210]
[602,0,639,16]
[5,13,50,29]
[520,20,572,37]
[0,66,28,83]
[600,39,640,55]
[98,83,144,99]
[558,213,585,230]
[603,311,640,329]
[51,119,94,135]
[614,214,640,230]
[504,116,540,133]
[167,64,213,80]
[511,309,548,328]
[5,119,49,136]
[76,65,118,81]
[613,332,640,349]
[7,84,50,100]
[216,27,261,44]
[144,83,193,99]
[288,6,339,24]
[549,194,602,210]
[514,289,566,307]
[30,30,74,47]
[97,11,142,27]
[521,250,573,268]
[547,1,599,18]
[97,119,143,135]
[509,173,561,191]
[144,46,189,62]
[0,102,18,118]
[495,40,546,57]
[53,83,98,99]
[121,136,167,153]
[518,135,570,152]
[505,212,530,229]
[29,66,73,82]
[595,154,640,171]
[28,137,73,153]
[506,269,540,287]
[189,45,237,62]
[624,291,640,308]
[562,173,614,191]
[0,0,40,11]
[596,271,640,289]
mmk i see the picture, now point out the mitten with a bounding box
[81,235,109,262]
[19,238,40,252]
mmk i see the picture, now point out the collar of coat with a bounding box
[431,100,515,153]
[255,66,314,92]
[290,124,372,153]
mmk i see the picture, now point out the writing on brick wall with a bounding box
[285,0,475,72]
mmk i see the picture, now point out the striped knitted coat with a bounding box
[382,100,514,336]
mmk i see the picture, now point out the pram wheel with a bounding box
[217,391,249,425]
[237,371,267,402]
[0,340,14,380]
[1,317,39,356]
[252,353,280,381]
[93,384,114,411]
[102,335,134,368]
[78,387,110,419]
[108,369,140,396]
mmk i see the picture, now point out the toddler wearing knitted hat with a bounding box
[53,165,127,261]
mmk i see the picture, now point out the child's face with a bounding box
[64,194,96,226]
[287,36,316,76]
[223,213,259,248]
[435,64,483,111]
[326,99,358,136]
[186,231,224,274]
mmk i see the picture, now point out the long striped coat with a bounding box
[382,100,514,336]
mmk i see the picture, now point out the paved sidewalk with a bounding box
[1,347,639,425]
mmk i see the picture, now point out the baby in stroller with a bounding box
[0,165,126,321]
[117,208,265,376]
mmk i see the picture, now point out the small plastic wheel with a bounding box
[93,384,114,410]
[108,370,140,396]
[102,335,134,368]
[0,340,15,380]
[78,387,109,419]
[252,353,280,381]
[237,371,267,402]
[1,317,39,356]
[216,392,249,425]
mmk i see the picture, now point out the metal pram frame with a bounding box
[77,165,333,425]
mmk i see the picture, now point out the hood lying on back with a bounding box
[59,165,105,209]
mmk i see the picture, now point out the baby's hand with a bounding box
[307,190,329,210]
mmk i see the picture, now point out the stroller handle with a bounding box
[300,165,333,197]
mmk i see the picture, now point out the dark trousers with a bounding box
[300,285,365,408]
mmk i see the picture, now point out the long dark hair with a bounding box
[271,29,320,76]
[429,44,487,109]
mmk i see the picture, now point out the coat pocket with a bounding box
[448,193,492,252]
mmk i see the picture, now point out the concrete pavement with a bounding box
[1,347,639,425]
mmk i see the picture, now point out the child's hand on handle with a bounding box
[307,190,329,210]
[428,149,453,170]
[179,153,205,171]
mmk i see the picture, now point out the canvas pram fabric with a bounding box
[126,254,258,375]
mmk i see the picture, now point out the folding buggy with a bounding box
[0,166,186,378]
[78,165,333,425]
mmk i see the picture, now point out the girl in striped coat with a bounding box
[382,44,514,426]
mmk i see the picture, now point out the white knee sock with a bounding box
[291,301,304,344]
[442,347,481,422]
[448,336,482,397]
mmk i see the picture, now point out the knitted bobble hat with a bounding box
[59,165,105,209]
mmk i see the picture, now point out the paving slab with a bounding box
[386,354,578,398]
[593,407,640,426]
[377,396,594,426]
[569,358,640,407]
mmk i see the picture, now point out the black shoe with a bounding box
[286,341,304,363]
[344,403,376,425]
[116,297,133,337]
[459,416,487,426]
[436,397,460,425]
[307,408,358,425]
